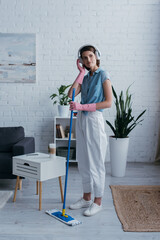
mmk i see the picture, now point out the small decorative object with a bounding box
[106,85,146,177]
[67,132,74,139]
[65,126,70,138]
[48,143,56,158]
[73,111,78,117]
[50,84,71,117]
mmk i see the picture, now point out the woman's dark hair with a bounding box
[80,45,100,71]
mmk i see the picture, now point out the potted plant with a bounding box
[106,85,146,177]
[50,84,71,117]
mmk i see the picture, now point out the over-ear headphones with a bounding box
[77,44,101,64]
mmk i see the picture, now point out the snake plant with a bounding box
[106,85,146,138]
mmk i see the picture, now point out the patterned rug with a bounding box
[110,185,160,232]
[0,191,13,209]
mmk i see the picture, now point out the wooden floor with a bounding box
[0,162,160,240]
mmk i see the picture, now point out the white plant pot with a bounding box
[58,105,69,117]
[109,136,129,177]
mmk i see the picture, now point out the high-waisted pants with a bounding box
[76,111,107,198]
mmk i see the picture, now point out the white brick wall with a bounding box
[0,0,160,161]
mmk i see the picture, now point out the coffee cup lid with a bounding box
[49,143,56,148]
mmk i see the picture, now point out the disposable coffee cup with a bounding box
[49,143,56,158]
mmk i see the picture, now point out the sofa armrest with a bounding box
[12,137,35,156]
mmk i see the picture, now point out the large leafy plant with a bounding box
[50,84,71,106]
[106,85,146,138]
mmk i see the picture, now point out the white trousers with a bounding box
[76,111,107,198]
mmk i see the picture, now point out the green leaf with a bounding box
[135,110,146,122]
[58,84,72,95]
[106,120,116,135]
[50,93,58,99]
[112,86,118,100]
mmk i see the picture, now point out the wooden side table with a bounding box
[12,152,66,210]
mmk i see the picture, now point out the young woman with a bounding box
[68,45,112,217]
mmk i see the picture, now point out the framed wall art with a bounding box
[0,33,36,83]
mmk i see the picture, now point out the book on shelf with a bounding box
[56,124,62,138]
[56,124,65,138]
[59,125,65,138]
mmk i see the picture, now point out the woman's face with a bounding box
[81,51,97,69]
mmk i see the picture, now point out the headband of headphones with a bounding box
[77,44,101,64]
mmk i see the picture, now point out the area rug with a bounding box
[110,185,160,232]
[0,191,13,209]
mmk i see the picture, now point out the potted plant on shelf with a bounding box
[106,85,146,177]
[50,84,71,117]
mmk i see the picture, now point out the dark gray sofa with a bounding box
[0,126,35,179]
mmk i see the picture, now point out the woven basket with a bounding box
[56,147,76,160]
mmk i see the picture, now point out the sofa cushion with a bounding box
[0,127,25,152]
[0,152,13,174]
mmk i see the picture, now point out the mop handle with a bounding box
[62,88,75,216]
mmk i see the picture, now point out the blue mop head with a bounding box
[46,209,82,226]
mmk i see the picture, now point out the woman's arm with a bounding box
[96,79,112,109]
[68,59,85,99]
[68,81,81,99]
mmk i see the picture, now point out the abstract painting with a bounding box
[0,33,36,83]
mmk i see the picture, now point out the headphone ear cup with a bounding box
[95,50,100,60]
[79,57,83,64]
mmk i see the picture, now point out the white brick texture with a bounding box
[0,0,160,161]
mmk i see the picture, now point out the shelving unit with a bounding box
[54,116,77,162]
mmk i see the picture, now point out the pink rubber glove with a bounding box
[75,59,85,85]
[70,102,96,112]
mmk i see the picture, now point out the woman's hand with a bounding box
[70,101,80,111]
[77,59,85,74]
[74,59,85,85]
[70,101,96,112]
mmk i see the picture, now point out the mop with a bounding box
[46,88,81,226]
